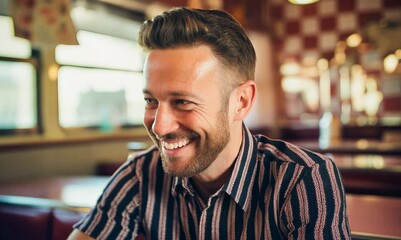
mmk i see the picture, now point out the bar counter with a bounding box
[295,139,401,155]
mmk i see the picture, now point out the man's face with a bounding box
[142,45,231,178]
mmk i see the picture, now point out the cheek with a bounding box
[188,110,217,131]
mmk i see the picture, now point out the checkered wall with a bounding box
[265,0,401,120]
[267,0,401,61]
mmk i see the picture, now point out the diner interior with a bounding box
[0,0,401,239]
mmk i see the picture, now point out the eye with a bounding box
[173,99,195,111]
[144,98,158,109]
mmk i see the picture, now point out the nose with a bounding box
[151,104,179,138]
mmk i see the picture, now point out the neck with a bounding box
[191,124,243,202]
[191,162,235,202]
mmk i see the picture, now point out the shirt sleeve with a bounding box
[282,158,351,240]
[73,158,143,239]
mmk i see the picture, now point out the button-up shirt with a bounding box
[75,125,351,239]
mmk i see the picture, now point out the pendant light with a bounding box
[288,0,319,5]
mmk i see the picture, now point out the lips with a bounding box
[162,138,191,150]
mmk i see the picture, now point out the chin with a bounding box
[162,158,198,178]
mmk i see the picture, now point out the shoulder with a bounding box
[254,134,333,169]
[127,145,160,165]
[100,146,161,197]
[123,145,161,174]
[253,135,345,206]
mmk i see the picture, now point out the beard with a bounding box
[147,108,231,178]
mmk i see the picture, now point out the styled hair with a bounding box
[138,7,256,87]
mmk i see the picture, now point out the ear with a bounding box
[234,80,257,121]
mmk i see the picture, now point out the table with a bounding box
[347,194,401,237]
[0,176,110,212]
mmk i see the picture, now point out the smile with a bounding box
[162,138,191,150]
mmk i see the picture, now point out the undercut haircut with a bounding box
[138,7,256,96]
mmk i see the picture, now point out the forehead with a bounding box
[145,45,218,74]
[143,46,222,95]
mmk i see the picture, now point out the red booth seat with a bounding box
[0,205,51,240]
[0,202,85,240]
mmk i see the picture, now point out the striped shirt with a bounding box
[75,125,351,239]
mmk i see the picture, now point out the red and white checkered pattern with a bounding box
[268,0,401,61]
[266,0,401,117]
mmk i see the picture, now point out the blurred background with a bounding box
[0,0,401,239]
[1,0,400,181]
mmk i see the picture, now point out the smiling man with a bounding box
[143,46,238,182]
[69,7,351,240]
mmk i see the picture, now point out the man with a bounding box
[69,7,350,239]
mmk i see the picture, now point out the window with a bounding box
[56,30,145,131]
[0,61,38,131]
[0,16,39,135]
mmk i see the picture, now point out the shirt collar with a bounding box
[172,177,195,198]
[171,124,259,211]
[221,124,258,211]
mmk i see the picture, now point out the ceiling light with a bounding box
[346,33,362,48]
[288,0,319,5]
[383,53,399,73]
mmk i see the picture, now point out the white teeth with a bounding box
[163,139,190,150]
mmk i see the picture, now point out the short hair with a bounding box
[138,7,256,87]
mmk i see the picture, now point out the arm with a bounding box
[69,157,143,239]
[283,159,351,239]
[67,229,95,240]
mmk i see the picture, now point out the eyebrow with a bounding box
[142,89,203,101]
